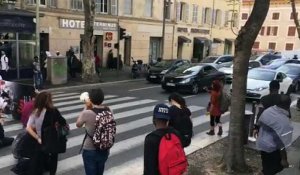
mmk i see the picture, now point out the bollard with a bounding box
[244,110,254,144]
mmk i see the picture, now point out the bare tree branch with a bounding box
[290,0,300,39]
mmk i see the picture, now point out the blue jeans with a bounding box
[82,149,109,175]
[33,72,43,89]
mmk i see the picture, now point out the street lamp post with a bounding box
[161,0,166,59]
[35,0,40,58]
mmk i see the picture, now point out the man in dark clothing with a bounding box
[0,115,14,148]
[143,104,184,175]
[67,50,80,78]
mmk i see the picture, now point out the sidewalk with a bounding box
[13,66,145,91]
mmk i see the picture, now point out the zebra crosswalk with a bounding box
[0,91,230,175]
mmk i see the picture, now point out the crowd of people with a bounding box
[0,74,296,175]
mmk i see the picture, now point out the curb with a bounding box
[46,78,145,92]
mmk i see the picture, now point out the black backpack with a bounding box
[175,108,193,147]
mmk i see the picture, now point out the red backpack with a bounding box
[158,133,188,175]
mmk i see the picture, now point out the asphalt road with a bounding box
[0,80,253,175]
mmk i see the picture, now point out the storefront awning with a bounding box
[213,38,223,43]
[0,9,36,33]
[194,37,209,42]
[225,38,235,43]
[178,36,192,43]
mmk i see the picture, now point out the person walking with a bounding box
[76,88,113,175]
[67,49,80,78]
[144,104,187,175]
[206,80,222,136]
[168,93,193,147]
[0,113,14,148]
[32,56,43,90]
[94,52,101,77]
[0,51,9,80]
[26,92,67,175]
[256,95,293,175]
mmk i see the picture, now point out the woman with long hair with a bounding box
[26,91,67,175]
[206,80,223,136]
[168,93,193,147]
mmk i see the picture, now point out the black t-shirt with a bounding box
[143,127,183,175]
[169,106,193,147]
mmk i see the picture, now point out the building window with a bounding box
[111,0,117,15]
[123,0,132,15]
[268,42,276,50]
[214,9,222,26]
[253,42,260,49]
[192,5,198,23]
[288,26,296,36]
[272,12,280,20]
[260,26,265,35]
[286,43,294,50]
[95,0,108,14]
[178,3,189,22]
[47,0,57,7]
[27,0,47,6]
[144,0,153,17]
[290,12,298,20]
[165,0,171,20]
[224,11,229,26]
[241,13,248,20]
[232,13,238,27]
[70,0,83,10]
[204,7,211,24]
[266,26,278,36]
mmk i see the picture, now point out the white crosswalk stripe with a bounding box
[0,92,230,175]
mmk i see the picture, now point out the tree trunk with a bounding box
[82,0,97,83]
[291,0,300,39]
[224,0,270,173]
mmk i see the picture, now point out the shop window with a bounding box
[253,42,260,49]
[272,12,280,20]
[192,4,198,23]
[70,0,83,10]
[285,43,294,50]
[288,26,296,36]
[268,42,276,50]
[241,13,248,20]
[145,0,153,17]
[290,12,298,20]
[260,26,265,35]
[123,0,132,15]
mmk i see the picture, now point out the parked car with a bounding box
[201,55,233,69]
[146,59,190,83]
[262,58,300,70]
[253,53,282,65]
[161,64,225,94]
[219,60,262,83]
[232,68,293,99]
[277,63,300,92]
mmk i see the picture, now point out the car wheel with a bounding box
[191,83,199,94]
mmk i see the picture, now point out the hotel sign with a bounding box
[59,18,117,31]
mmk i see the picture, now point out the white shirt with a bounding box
[0,55,9,71]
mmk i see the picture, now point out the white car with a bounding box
[201,55,233,69]
[230,68,293,99]
[219,60,262,83]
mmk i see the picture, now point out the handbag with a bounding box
[42,115,68,154]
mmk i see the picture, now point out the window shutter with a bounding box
[176,1,181,22]
[195,5,199,23]
[185,4,189,22]
[201,7,205,25]
[273,27,278,36]
[224,11,229,27]
[111,0,117,15]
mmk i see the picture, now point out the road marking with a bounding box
[53,95,117,102]
[104,124,230,175]
[128,85,161,92]
[52,92,80,98]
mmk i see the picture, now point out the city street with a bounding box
[0,80,250,175]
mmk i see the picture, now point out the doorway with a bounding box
[40,33,49,53]
[149,37,162,63]
[124,36,131,66]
